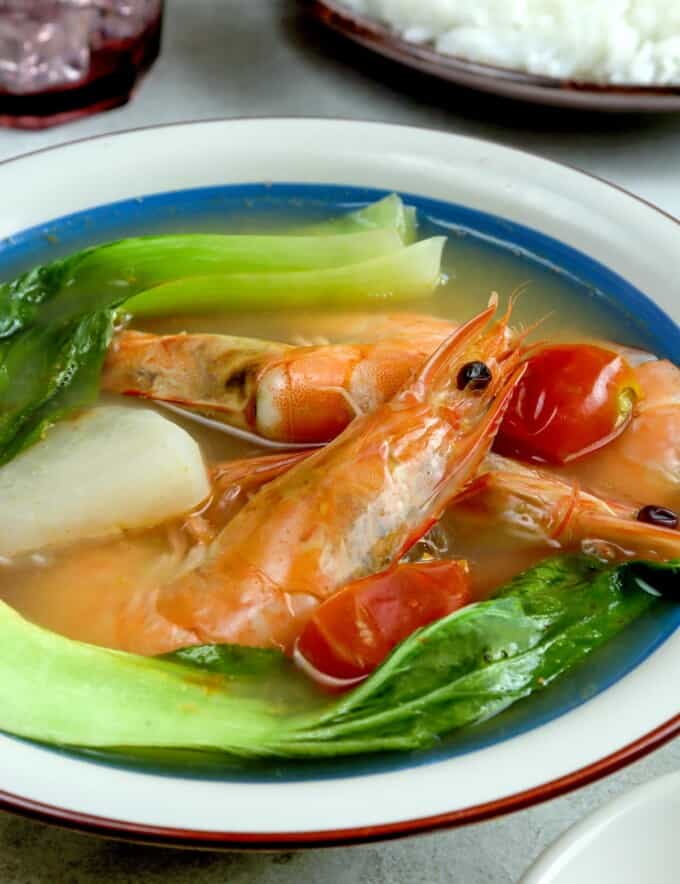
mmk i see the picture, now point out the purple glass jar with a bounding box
[0,0,163,129]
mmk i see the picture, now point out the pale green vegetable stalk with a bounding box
[68,228,405,300]
[302,193,418,243]
[123,237,446,316]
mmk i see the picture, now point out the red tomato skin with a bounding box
[494,345,640,466]
[297,559,471,681]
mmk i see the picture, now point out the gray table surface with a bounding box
[1,2,678,882]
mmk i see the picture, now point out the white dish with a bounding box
[0,118,678,847]
[522,771,680,884]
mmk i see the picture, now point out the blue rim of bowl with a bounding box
[0,119,678,846]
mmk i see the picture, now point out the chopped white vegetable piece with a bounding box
[0,406,210,558]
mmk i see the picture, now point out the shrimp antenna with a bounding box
[499,280,551,352]
[516,311,555,354]
[510,280,532,301]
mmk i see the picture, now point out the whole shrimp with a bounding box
[116,302,524,655]
[102,315,455,444]
[22,426,676,654]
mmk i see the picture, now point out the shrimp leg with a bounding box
[452,453,680,561]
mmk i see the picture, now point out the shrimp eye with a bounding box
[457,361,492,391]
[636,505,679,530]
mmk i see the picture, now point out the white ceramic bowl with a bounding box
[0,119,678,847]
[522,771,680,884]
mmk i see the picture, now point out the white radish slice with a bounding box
[0,405,210,558]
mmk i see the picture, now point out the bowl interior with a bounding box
[1,181,679,785]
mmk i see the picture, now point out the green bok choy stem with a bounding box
[123,237,445,317]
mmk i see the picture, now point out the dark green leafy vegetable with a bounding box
[266,555,666,754]
[0,555,673,759]
[621,558,680,600]
[0,310,114,466]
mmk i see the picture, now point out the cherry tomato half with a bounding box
[296,559,471,682]
[494,344,641,466]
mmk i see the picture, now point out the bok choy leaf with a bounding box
[0,555,672,759]
[0,310,115,467]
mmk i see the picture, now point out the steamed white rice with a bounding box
[343,1,680,85]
